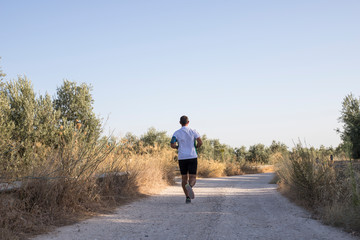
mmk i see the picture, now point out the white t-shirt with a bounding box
[171,126,200,160]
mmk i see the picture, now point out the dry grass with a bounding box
[321,164,360,232]
[276,146,360,233]
[197,158,271,178]
[225,162,243,176]
[197,159,226,178]
[124,149,176,195]
[269,152,285,164]
[0,140,177,240]
[259,165,275,173]
[239,162,270,174]
[322,202,360,230]
[276,147,336,208]
[1,137,273,240]
[0,178,100,240]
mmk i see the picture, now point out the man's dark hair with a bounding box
[180,115,189,126]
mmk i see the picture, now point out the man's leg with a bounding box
[185,158,197,199]
[181,174,189,197]
[178,160,189,197]
[189,174,196,187]
[188,158,197,187]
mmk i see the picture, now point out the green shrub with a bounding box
[140,127,170,149]
[276,145,336,208]
[246,144,270,164]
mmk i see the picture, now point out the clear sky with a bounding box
[1,1,359,148]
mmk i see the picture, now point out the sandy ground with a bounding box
[33,173,358,240]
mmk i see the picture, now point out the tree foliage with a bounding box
[0,73,102,176]
[5,77,36,143]
[197,135,235,162]
[339,93,360,159]
[246,144,270,163]
[140,127,170,148]
[0,63,15,171]
[269,140,288,154]
[54,80,101,141]
[35,94,61,146]
[234,146,247,162]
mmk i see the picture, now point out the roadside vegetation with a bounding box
[275,93,360,234]
[0,61,358,238]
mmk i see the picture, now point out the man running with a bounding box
[170,115,202,204]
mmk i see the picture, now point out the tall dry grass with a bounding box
[197,159,226,178]
[276,145,360,233]
[321,162,360,232]
[0,137,177,240]
[1,131,273,239]
[99,142,177,195]
[276,146,336,208]
[0,132,116,240]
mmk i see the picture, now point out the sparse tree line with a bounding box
[1,59,359,179]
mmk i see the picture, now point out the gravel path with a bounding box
[33,173,357,240]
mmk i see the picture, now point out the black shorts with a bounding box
[178,158,198,175]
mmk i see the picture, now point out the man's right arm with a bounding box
[196,137,202,149]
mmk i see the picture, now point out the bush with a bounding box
[338,93,360,159]
[246,144,270,164]
[276,145,336,208]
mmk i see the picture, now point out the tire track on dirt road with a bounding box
[33,173,357,240]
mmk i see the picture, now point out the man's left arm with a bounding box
[170,136,178,149]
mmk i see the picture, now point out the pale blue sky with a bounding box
[1,1,359,148]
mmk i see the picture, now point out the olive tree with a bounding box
[246,144,270,163]
[338,93,360,159]
[54,80,101,141]
[140,127,170,148]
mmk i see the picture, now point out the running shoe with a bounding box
[185,184,195,199]
[186,197,191,204]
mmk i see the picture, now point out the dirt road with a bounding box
[33,173,357,240]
